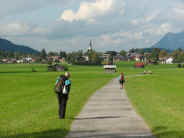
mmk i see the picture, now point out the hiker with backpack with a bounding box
[55,72,71,119]
[118,72,125,89]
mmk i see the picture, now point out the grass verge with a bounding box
[125,64,184,138]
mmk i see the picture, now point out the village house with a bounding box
[159,56,174,64]
[103,51,128,62]
[1,58,16,64]
[2,58,8,63]
[134,54,144,62]
[32,58,36,63]
[24,57,33,63]
[82,56,89,62]
[142,52,151,64]
[127,51,136,61]
[115,54,128,62]
[16,59,24,64]
[103,51,117,73]
[104,51,117,65]
[8,58,17,64]
[166,57,174,64]
[59,57,65,63]
[159,57,167,64]
[16,57,35,64]
[47,56,60,62]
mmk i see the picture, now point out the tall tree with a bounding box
[14,52,21,60]
[48,52,58,56]
[151,48,160,61]
[40,48,47,59]
[159,49,168,58]
[0,51,2,59]
[66,50,83,64]
[59,51,67,58]
[120,50,127,57]
[89,51,102,65]
[171,48,184,63]
[138,49,144,55]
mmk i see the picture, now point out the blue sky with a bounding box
[0,0,184,52]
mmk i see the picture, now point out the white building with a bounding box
[135,57,140,61]
[17,59,24,63]
[166,57,173,64]
[25,57,33,62]
[17,57,33,63]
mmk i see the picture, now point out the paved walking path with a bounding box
[66,78,155,138]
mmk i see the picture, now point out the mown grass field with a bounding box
[0,64,117,138]
[123,63,184,138]
[1,63,184,138]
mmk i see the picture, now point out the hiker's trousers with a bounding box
[57,93,68,118]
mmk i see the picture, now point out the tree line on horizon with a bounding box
[0,48,103,65]
[1,47,184,64]
[125,48,184,64]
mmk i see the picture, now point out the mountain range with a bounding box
[0,38,39,54]
[152,31,184,50]
[1,30,184,54]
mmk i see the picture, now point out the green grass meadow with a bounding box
[0,64,117,138]
[1,63,184,138]
[123,63,184,138]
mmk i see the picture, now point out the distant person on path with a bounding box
[118,72,125,89]
[54,72,71,119]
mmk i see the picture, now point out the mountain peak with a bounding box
[0,38,39,54]
[152,31,184,50]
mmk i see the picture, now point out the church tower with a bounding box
[88,40,93,51]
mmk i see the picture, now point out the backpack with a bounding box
[118,75,121,81]
[54,75,65,93]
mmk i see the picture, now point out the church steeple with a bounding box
[88,40,93,51]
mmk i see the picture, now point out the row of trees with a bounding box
[0,50,33,59]
[1,47,184,64]
[119,48,184,64]
[0,48,103,65]
[40,49,67,60]
[0,49,67,59]
[151,48,184,63]
[40,48,103,65]
[170,49,184,63]
[66,50,102,65]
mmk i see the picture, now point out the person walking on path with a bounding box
[54,72,71,119]
[118,72,125,89]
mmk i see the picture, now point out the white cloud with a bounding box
[60,0,124,22]
[131,11,160,26]
[32,27,49,35]
[144,11,160,22]
[99,31,144,48]
[119,32,144,40]
[0,23,49,36]
[130,19,140,25]
[1,0,183,52]
[61,10,77,22]
[0,0,70,18]
[173,4,184,19]
[101,34,121,44]
[144,23,172,36]
[0,23,30,36]
[159,23,172,34]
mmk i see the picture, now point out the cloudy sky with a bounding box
[0,0,184,52]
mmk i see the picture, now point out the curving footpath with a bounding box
[66,78,155,138]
